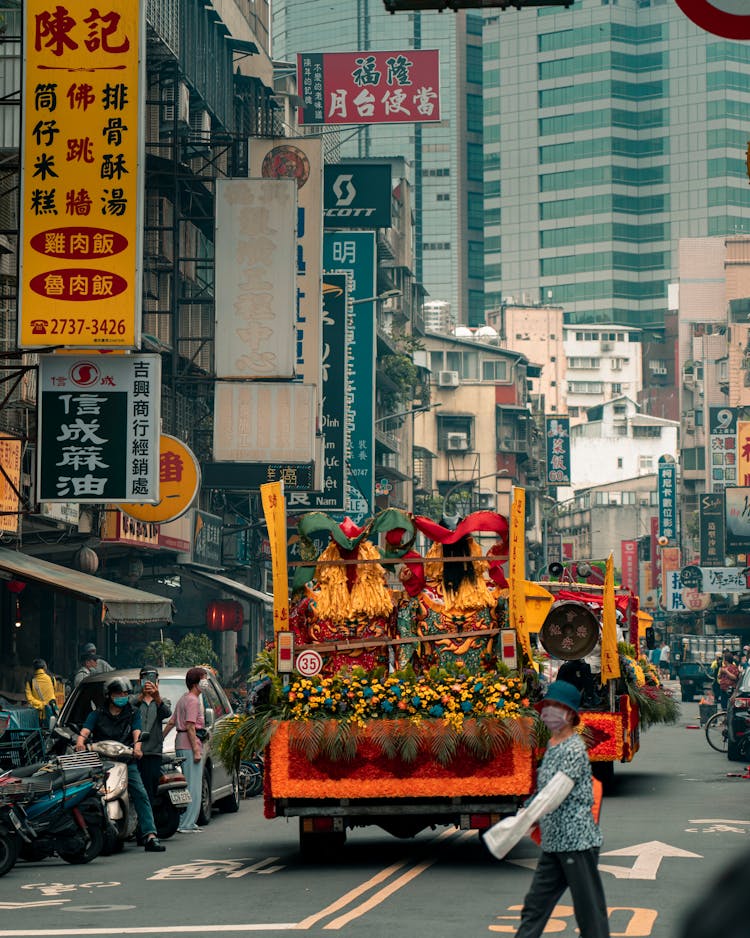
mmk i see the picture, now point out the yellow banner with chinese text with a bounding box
[601,554,621,684]
[20,0,142,348]
[0,435,22,534]
[261,481,289,633]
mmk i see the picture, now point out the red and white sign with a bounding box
[297,50,440,125]
[295,649,323,678]
[674,0,750,39]
[500,630,518,671]
[621,540,639,594]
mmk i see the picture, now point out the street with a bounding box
[1,693,747,938]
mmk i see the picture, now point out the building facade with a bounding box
[483,0,750,327]
[564,324,642,421]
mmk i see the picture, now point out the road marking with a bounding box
[599,841,702,880]
[0,926,299,936]
[0,902,70,911]
[490,905,658,936]
[295,827,459,931]
[148,858,285,880]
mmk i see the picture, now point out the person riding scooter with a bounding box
[74,677,166,853]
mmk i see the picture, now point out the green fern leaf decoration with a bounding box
[368,719,398,760]
[397,720,421,764]
[425,721,459,766]
[460,717,487,758]
[479,717,511,757]
[289,719,325,761]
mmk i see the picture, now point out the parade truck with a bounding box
[218,487,676,856]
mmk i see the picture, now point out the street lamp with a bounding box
[351,289,402,306]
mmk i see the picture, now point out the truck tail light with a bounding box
[733,698,750,710]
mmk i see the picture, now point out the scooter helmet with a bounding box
[105,677,130,699]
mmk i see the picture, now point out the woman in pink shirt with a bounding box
[164,667,206,833]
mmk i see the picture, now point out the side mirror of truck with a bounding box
[645,627,656,650]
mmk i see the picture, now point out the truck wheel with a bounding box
[592,761,614,793]
[0,829,18,877]
[299,821,346,861]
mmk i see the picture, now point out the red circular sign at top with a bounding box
[674,0,750,40]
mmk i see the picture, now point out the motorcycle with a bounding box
[51,727,188,850]
[0,750,108,871]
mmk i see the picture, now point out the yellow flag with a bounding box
[261,482,289,634]
[600,553,621,683]
[509,488,535,666]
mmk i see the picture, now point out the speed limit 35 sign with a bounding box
[674,0,750,40]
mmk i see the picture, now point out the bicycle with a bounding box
[705,709,729,753]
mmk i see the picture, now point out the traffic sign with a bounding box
[674,0,750,40]
[295,649,323,678]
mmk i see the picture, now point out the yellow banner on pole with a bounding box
[261,481,289,633]
[509,487,534,667]
[601,553,621,684]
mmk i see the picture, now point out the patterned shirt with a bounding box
[534,733,603,853]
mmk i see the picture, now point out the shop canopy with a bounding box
[181,566,273,606]
[0,547,173,625]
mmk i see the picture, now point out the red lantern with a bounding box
[5,580,26,594]
[206,600,243,632]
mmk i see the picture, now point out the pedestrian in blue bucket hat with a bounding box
[511,680,609,938]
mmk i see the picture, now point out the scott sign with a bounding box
[324,163,392,228]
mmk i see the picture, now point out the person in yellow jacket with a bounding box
[25,658,58,728]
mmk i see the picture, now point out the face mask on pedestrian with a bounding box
[112,695,129,708]
[540,704,571,733]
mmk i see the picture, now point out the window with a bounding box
[639,455,654,472]
[611,383,623,394]
[468,241,484,279]
[468,191,484,229]
[483,359,509,381]
[633,425,662,438]
[467,93,483,133]
[466,46,483,84]
[617,458,623,468]
[437,415,474,451]
[467,143,483,181]
[568,357,601,368]
[423,168,451,177]
[568,381,604,394]
[436,193,450,202]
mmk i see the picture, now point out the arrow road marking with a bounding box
[599,841,702,880]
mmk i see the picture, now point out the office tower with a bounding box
[483,0,750,327]
[273,0,486,325]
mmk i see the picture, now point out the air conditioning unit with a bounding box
[601,341,613,352]
[189,107,211,148]
[438,370,460,388]
[446,431,469,451]
[477,491,496,510]
[684,414,695,432]
[161,80,190,130]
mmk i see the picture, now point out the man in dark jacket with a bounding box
[133,667,172,806]
[74,677,166,852]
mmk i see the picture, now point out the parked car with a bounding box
[726,666,750,762]
[53,668,240,823]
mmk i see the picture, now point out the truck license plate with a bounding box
[169,790,191,805]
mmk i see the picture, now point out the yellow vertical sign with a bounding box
[509,487,534,666]
[0,435,22,534]
[600,553,621,684]
[738,421,750,487]
[20,0,142,348]
[261,481,289,633]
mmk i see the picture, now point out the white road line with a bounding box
[0,926,299,936]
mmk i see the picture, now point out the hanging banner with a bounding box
[657,458,677,544]
[700,492,725,567]
[709,407,736,492]
[620,540,639,594]
[509,487,534,666]
[297,50,441,125]
[249,138,323,390]
[601,555,620,683]
[20,0,144,348]
[324,163,392,228]
[661,547,683,612]
[737,421,750,487]
[0,435,22,534]
[38,354,160,502]
[545,416,570,486]
[261,481,289,633]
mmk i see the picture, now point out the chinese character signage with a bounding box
[700,492,725,567]
[661,547,683,612]
[322,232,376,523]
[38,354,160,502]
[297,50,441,125]
[249,138,324,390]
[545,416,570,485]
[725,486,750,552]
[657,459,677,544]
[120,435,200,523]
[709,407,736,492]
[20,0,143,348]
[192,511,223,569]
[620,540,638,593]
[324,163,392,228]
[214,178,297,380]
[0,435,22,534]
[696,566,749,594]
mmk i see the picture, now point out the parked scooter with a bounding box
[0,750,108,872]
[152,753,190,839]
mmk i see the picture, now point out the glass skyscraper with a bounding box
[272,1,486,325]
[483,0,750,327]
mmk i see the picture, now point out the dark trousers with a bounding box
[515,847,609,938]
[137,754,162,805]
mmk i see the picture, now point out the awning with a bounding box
[0,547,173,625]
[181,566,273,606]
